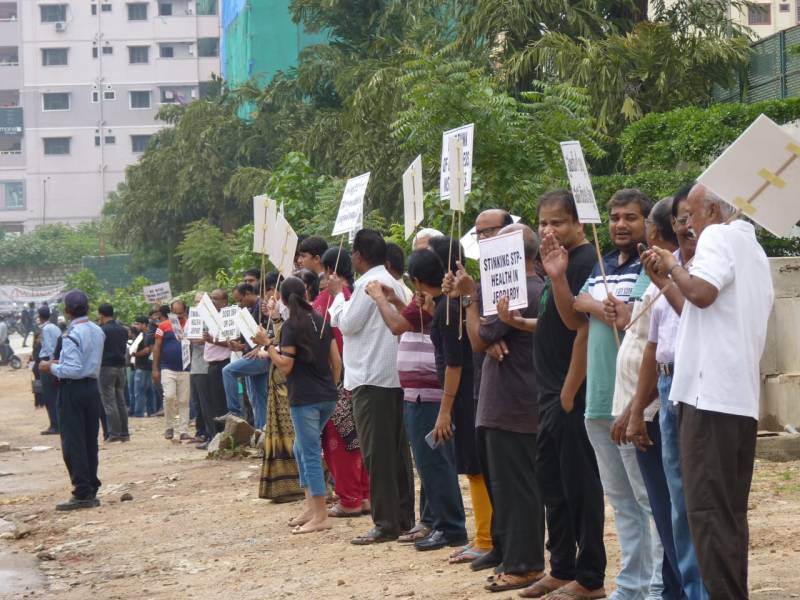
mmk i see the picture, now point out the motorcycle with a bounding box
[0,341,21,369]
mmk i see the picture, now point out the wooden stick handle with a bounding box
[591,224,620,348]
[320,235,346,338]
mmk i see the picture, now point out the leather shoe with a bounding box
[414,530,468,551]
[40,428,58,435]
[470,548,503,571]
[56,496,100,511]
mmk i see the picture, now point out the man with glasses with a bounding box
[152,300,191,441]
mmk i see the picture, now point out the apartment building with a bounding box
[736,1,800,36]
[0,0,220,233]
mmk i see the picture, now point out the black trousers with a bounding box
[58,378,102,500]
[680,404,757,600]
[206,360,230,436]
[352,385,414,536]
[536,401,606,589]
[41,371,59,431]
[477,426,545,574]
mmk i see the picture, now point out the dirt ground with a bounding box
[0,364,799,600]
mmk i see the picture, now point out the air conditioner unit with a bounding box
[54,22,66,32]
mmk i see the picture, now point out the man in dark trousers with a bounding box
[38,306,62,435]
[21,301,35,347]
[39,290,106,511]
[98,303,131,442]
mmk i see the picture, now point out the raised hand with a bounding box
[541,233,568,279]
[365,280,385,300]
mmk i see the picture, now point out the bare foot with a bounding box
[292,518,332,534]
[518,574,572,598]
[548,581,606,599]
[288,511,312,527]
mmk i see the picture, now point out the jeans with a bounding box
[222,357,268,429]
[403,400,467,541]
[133,369,156,417]
[659,376,708,600]
[290,400,337,497]
[585,418,662,600]
[99,366,129,438]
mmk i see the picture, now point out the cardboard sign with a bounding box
[448,137,466,211]
[699,113,800,238]
[253,195,277,254]
[129,332,143,356]
[236,307,261,349]
[403,155,424,239]
[268,212,299,278]
[332,172,370,236]
[220,305,240,341]
[460,215,521,260]
[478,230,528,316]
[181,339,191,370]
[196,293,222,340]
[167,313,184,340]
[143,282,172,304]
[440,124,474,201]
[560,141,602,225]
[185,308,205,340]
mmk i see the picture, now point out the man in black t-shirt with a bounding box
[131,316,156,417]
[525,190,607,599]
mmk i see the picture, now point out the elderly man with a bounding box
[327,229,414,545]
[448,222,546,593]
[39,290,105,511]
[647,184,773,600]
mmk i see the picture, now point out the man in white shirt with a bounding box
[327,229,414,545]
[648,183,773,600]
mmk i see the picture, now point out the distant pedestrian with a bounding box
[97,304,131,442]
[38,307,61,435]
[21,301,35,347]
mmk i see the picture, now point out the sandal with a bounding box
[449,545,489,564]
[518,577,568,598]
[350,527,398,545]
[485,572,543,593]
[397,523,431,543]
[328,503,363,518]
[542,589,606,600]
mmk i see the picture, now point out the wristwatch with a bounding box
[461,295,473,308]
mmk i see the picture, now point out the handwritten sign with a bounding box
[560,141,602,225]
[403,155,424,239]
[220,306,240,341]
[236,307,260,349]
[440,124,474,201]
[196,293,222,340]
[253,195,277,254]
[332,172,370,236]
[185,308,204,340]
[699,113,800,238]
[460,215,521,260]
[143,282,172,304]
[478,230,528,316]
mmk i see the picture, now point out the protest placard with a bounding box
[268,212,298,278]
[560,141,602,224]
[252,195,277,254]
[167,313,184,340]
[236,307,261,349]
[440,124,474,201]
[185,308,205,340]
[143,282,172,304]
[478,230,528,316]
[698,113,800,238]
[196,293,222,340]
[448,137,466,211]
[129,332,143,357]
[332,172,370,236]
[181,339,191,370]
[403,155,424,239]
[220,306,240,341]
[460,215,521,260]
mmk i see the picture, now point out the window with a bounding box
[131,134,151,153]
[197,0,217,15]
[92,47,98,58]
[91,4,97,15]
[42,48,68,66]
[158,3,172,16]
[43,137,71,155]
[3,182,24,210]
[128,45,149,64]
[95,135,116,146]
[197,38,219,57]
[127,2,147,20]
[749,4,771,25]
[101,3,111,11]
[91,90,100,103]
[103,90,115,100]
[40,4,67,22]
[103,46,113,55]
[129,90,151,109]
[42,92,70,111]
[159,45,174,58]
[780,3,790,12]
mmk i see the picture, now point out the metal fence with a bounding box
[714,25,800,103]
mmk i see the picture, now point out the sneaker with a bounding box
[163,428,174,440]
[56,496,100,511]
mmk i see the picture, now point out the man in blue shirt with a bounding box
[39,289,106,511]
[38,307,62,435]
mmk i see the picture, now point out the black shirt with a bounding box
[430,296,474,399]
[133,331,154,370]
[533,243,597,411]
[100,319,129,368]
[281,312,339,407]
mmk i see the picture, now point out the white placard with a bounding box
[478,230,528,316]
[560,141,602,224]
[143,282,172,304]
[268,213,299,278]
[196,293,222,340]
[167,313,184,340]
[403,155,424,239]
[699,113,800,238]
[440,124,474,200]
[448,137,466,211]
[185,308,204,340]
[236,307,261,349]
[181,339,191,370]
[460,215,522,260]
[129,332,143,356]
[220,305,240,341]
[253,195,277,254]
[332,172,370,236]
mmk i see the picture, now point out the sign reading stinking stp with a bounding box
[478,230,528,316]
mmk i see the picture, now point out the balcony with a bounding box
[0,46,19,67]
[0,106,22,134]
[0,135,23,167]
[0,3,17,21]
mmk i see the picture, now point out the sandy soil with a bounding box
[0,364,798,599]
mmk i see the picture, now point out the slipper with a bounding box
[291,523,333,535]
[397,524,431,543]
[485,572,543,593]
[449,546,488,564]
[542,590,606,600]
[350,527,398,545]
[518,579,565,598]
[328,504,362,518]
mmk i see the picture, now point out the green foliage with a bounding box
[61,270,152,324]
[175,221,232,281]
[0,223,122,269]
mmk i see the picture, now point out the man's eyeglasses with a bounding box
[471,225,502,239]
[674,216,690,226]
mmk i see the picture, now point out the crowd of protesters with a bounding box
[31,182,772,600]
